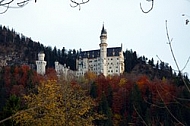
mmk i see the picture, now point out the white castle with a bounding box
[36,25,125,77]
[75,25,125,76]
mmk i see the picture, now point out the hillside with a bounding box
[0,25,76,69]
[0,25,188,82]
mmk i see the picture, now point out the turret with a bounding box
[99,24,108,76]
[36,52,47,75]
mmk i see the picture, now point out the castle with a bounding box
[36,25,125,77]
[75,25,125,76]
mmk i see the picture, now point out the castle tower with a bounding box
[36,52,47,75]
[99,24,108,76]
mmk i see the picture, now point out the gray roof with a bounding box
[78,47,122,59]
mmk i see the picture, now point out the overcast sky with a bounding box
[1,0,190,76]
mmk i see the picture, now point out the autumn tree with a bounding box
[13,79,101,126]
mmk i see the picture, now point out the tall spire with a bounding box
[101,23,107,35]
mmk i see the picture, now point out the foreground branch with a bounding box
[140,0,154,13]
[156,86,185,126]
[70,0,90,10]
[165,20,190,93]
[133,105,148,126]
[0,107,37,124]
[0,0,36,14]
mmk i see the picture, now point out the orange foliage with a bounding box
[95,74,110,98]
[10,85,25,97]
[45,68,58,81]
[19,65,30,87]
[108,75,120,92]
[2,65,40,97]
[154,80,176,103]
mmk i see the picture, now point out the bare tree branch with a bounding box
[0,106,38,124]
[0,3,8,14]
[181,56,190,72]
[133,105,148,126]
[140,0,154,13]
[0,0,36,14]
[17,0,30,7]
[70,0,89,10]
[165,20,190,93]
[156,86,185,126]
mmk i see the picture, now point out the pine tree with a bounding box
[98,93,113,126]
[90,82,98,99]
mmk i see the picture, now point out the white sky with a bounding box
[1,0,190,76]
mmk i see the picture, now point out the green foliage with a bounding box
[90,82,98,99]
[97,93,113,126]
[1,95,21,126]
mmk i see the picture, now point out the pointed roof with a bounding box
[101,24,107,34]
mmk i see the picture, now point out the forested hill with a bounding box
[0,25,188,81]
[0,25,77,69]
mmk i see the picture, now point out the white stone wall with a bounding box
[76,54,124,77]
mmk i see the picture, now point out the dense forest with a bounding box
[0,25,190,125]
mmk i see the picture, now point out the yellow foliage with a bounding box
[113,114,122,126]
[14,79,100,126]
[84,71,97,81]
[119,78,127,87]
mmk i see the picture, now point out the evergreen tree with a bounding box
[90,82,98,99]
[98,93,113,126]
[131,84,148,125]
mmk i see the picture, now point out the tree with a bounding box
[13,79,101,126]
[90,82,98,99]
[97,93,113,126]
